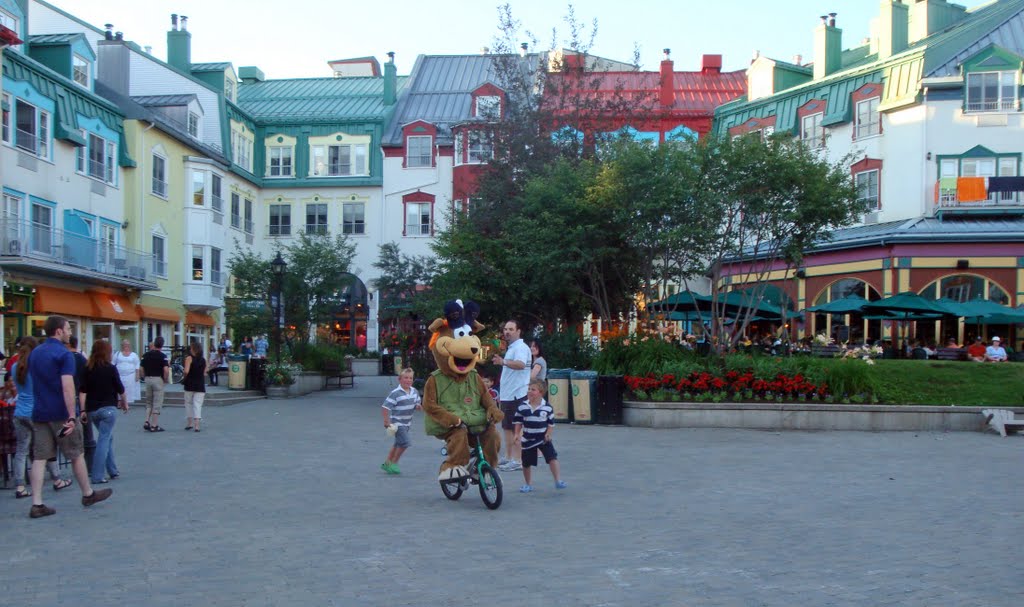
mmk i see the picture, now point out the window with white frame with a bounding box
[405,202,431,236]
[192,170,205,205]
[151,234,166,276]
[152,153,167,197]
[211,248,222,285]
[855,98,880,139]
[30,202,53,254]
[306,203,328,234]
[475,95,500,118]
[243,198,253,234]
[406,135,432,168]
[268,146,293,177]
[191,246,204,281]
[855,170,880,210]
[0,10,18,47]
[269,204,291,236]
[467,130,493,163]
[86,133,115,183]
[72,55,90,88]
[188,112,199,138]
[966,71,1018,112]
[211,174,223,213]
[230,192,241,229]
[15,99,49,158]
[310,143,368,176]
[231,129,252,171]
[99,223,117,266]
[342,202,364,235]
[960,156,1018,203]
[800,113,823,148]
[2,193,20,220]
[2,93,9,143]
[224,78,235,102]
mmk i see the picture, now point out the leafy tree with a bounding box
[371,242,437,321]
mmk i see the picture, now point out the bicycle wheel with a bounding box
[440,479,463,500]
[171,366,184,384]
[477,463,502,510]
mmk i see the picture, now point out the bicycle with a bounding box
[170,355,185,384]
[439,422,503,510]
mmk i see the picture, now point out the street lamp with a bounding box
[271,251,287,364]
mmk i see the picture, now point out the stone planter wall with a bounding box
[349,358,380,376]
[287,372,324,396]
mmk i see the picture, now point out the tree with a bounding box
[371,242,437,320]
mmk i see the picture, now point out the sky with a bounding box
[56,0,994,78]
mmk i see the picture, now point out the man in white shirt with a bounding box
[492,319,531,471]
[985,336,1008,362]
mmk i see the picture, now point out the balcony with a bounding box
[0,218,155,287]
[934,181,1024,217]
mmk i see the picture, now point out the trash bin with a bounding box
[247,357,267,391]
[547,369,573,423]
[381,354,395,376]
[228,354,248,390]
[569,370,598,424]
[393,355,403,373]
[596,375,625,425]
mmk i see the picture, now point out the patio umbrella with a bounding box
[861,292,959,316]
[955,297,1023,323]
[804,294,869,314]
[646,291,710,314]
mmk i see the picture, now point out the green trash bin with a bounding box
[570,371,597,424]
[547,369,573,423]
[228,354,248,390]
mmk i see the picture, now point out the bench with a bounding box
[934,347,966,361]
[323,359,354,389]
[981,409,1024,437]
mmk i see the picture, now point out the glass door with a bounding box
[118,324,138,353]
[91,322,114,353]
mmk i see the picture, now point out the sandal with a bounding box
[143,421,151,431]
[53,478,73,491]
[149,426,165,432]
[15,488,31,498]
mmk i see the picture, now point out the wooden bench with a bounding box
[934,347,966,361]
[982,409,1024,437]
[323,359,354,389]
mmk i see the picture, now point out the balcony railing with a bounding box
[0,218,153,282]
[936,181,1021,210]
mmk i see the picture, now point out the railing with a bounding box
[936,180,1020,208]
[0,218,152,282]
[210,269,223,286]
[15,127,42,155]
[966,99,1016,113]
[244,219,253,235]
[152,179,167,197]
[267,224,292,237]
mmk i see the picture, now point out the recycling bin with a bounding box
[595,375,625,425]
[381,354,395,376]
[248,357,267,390]
[547,369,573,423]
[569,370,598,424]
[228,354,248,390]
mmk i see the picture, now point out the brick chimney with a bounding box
[701,54,723,74]
[660,49,673,107]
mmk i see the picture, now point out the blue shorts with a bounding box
[393,425,411,449]
[521,441,557,467]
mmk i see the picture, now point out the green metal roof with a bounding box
[236,76,408,123]
[191,62,233,72]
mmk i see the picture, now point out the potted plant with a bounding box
[265,361,299,398]
[347,350,382,376]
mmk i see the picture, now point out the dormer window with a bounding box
[188,112,200,138]
[224,78,235,103]
[72,55,90,88]
[475,95,500,118]
[406,135,432,168]
[966,71,1018,112]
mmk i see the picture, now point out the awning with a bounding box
[185,311,215,326]
[34,286,96,317]
[136,304,181,322]
[90,292,140,322]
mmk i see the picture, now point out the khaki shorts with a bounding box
[31,420,84,461]
[501,397,526,431]
[145,376,166,414]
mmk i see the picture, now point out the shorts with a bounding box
[521,441,557,468]
[31,420,84,461]
[393,425,411,449]
[501,397,526,431]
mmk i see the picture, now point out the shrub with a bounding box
[536,329,597,370]
[288,342,347,372]
[265,361,301,386]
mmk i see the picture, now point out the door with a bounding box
[91,322,113,353]
[118,324,138,354]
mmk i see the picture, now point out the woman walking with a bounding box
[113,340,141,405]
[183,342,206,432]
[79,340,128,484]
[11,337,72,498]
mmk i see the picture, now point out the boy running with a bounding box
[381,368,421,474]
[514,379,567,493]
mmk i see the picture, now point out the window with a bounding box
[2,93,9,143]
[244,198,253,234]
[467,130,493,163]
[306,203,328,234]
[152,154,167,197]
[76,129,86,172]
[311,143,368,176]
[211,248,222,285]
[211,174,223,213]
[230,192,241,229]
[72,55,89,88]
[855,170,880,210]
[268,146,293,177]
[188,112,199,138]
[2,193,20,219]
[269,205,291,236]
[231,130,252,171]
[475,95,500,118]
[15,99,49,158]
[855,98,880,139]
[192,170,205,205]
[30,202,53,254]
[342,202,365,235]
[191,246,203,281]
[78,133,115,184]
[966,71,1018,112]
[800,113,823,148]
[151,235,166,276]
[99,223,117,266]
[224,78,235,102]
[406,136,432,168]
[405,202,431,236]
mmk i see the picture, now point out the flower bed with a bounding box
[625,371,829,403]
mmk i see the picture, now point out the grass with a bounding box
[871,360,1024,406]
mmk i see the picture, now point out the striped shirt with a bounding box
[381,386,420,427]
[513,398,554,450]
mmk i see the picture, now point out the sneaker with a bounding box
[497,461,514,471]
[498,456,510,466]
[556,480,568,489]
[29,504,56,518]
[81,488,112,507]
[381,462,391,473]
[519,484,533,493]
[388,463,401,475]
[507,460,522,471]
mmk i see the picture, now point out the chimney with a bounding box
[520,42,528,57]
[792,54,803,66]
[114,31,123,42]
[878,0,909,60]
[167,13,191,72]
[104,23,113,41]
[96,23,131,96]
[813,13,842,80]
[383,51,397,106]
[909,0,968,44]
[659,49,673,107]
[701,54,722,74]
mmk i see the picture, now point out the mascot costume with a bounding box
[422,299,504,481]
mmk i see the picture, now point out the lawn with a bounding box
[871,360,1023,406]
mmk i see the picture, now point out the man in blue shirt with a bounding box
[27,315,112,518]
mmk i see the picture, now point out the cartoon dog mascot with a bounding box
[422,299,503,481]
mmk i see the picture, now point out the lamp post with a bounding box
[271,251,287,364]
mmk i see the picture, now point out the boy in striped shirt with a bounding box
[513,379,567,493]
[381,368,421,474]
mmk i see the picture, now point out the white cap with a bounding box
[992,336,1001,341]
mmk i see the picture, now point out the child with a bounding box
[481,374,499,403]
[513,379,566,493]
[380,368,421,474]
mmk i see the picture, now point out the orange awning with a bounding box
[90,292,140,322]
[185,311,215,326]
[136,304,181,322]
[34,286,96,317]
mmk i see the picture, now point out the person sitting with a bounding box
[984,336,1008,363]
[966,336,987,363]
[945,337,960,349]
[207,347,229,385]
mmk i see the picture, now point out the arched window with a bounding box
[812,279,882,344]
[918,274,1009,305]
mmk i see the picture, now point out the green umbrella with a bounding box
[956,297,1022,323]
[862,292,958,316]
[647,291,710,313]
[805,294,869,314]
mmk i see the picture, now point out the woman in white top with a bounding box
[113,339,141,403]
